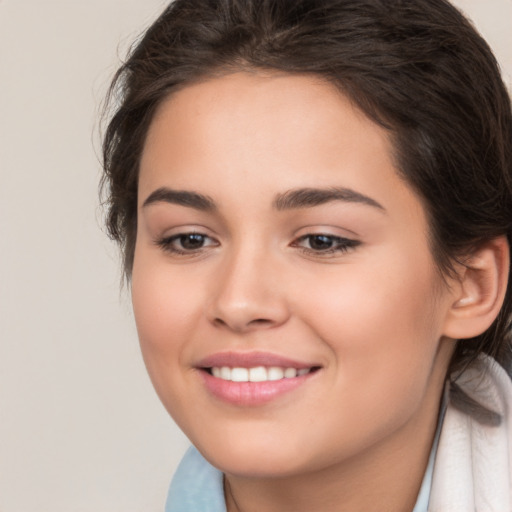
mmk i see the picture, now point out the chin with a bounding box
[195,435,311,478]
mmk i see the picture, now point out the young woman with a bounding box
[101,0,512,510]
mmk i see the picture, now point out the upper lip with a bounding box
[196,351,320,370]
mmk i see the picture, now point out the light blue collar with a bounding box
[166,446,226,512]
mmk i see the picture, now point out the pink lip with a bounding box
[195,351,321,406]
[196,351,316,370]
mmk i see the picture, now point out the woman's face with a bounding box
[133,72,457,477]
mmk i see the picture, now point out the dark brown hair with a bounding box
[102,0,512,375]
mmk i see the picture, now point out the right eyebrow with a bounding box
[273,186,385,212]
[142,187,216,211]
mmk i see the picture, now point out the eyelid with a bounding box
[291,232,361,256]
[291,224,360,241]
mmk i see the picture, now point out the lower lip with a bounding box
[199,370,315,406]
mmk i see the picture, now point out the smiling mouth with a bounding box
[198,356,322,405]
[204,366,321,382]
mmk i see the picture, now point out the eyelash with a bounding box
[155,232,360,256]
[292,234,361,255]
[156,232,218,255]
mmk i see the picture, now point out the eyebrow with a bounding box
[272,187,385,212]
[142,185,385,213]
[142,187,216,211]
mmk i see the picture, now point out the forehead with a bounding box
[139,71,422,222]
[143,72,387,159]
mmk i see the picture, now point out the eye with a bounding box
[293,234,360,255]
[156,232,218,255]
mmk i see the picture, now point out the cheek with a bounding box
[297,249,445,393]
[131,235,208,339]
[289,261,446,457]
[303,263,435,335]
[131,253,203,401]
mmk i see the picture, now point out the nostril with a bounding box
[213,318,228,327]
[212,316,274,330]
[251,318,272,324]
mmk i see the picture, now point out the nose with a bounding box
[206,247,290,333]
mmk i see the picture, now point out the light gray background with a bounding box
[0,1,510,511]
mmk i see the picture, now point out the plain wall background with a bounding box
[0,1,510,510]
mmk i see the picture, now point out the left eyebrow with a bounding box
[142,187,216,211]
[273,187,386,212]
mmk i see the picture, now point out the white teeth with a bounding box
[249,366,268,382]
[220,367,231,380]
[210,366,312,382]
[268,367,284,381]
[284,367,297,378]
[231,368,249,382]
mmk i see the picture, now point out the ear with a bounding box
[442,236,510,340]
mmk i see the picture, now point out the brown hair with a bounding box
[102,0,512,375]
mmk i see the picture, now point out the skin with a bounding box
[132,72,462,511]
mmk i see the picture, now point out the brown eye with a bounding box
[156,232,218,255]
[178,233,208,250]
[307,235,335,251]
[293,233,361,255]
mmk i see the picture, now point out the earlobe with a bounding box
[443,236,510,340]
